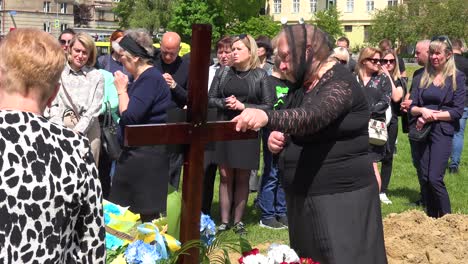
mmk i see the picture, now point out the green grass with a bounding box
[206,65,468,246]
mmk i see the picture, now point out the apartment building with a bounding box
[265,0,404,48]
[0,0,119,37]
[0,0,74,37]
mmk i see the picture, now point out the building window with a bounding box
[388,0,398,7]
[364,25,371,42]
[366,1,374,12]
[60,23,68,31]
[98,10,105,21]
[60,3,67,14]
[310,0,317,13]
[43,21,51,32]
[273,0,281,14]
[43,1,51,13]
[0,0,3,11]
[327,0,336,9]
[293,0,300,13]
[346,0,354,12]
[344,25,352,32]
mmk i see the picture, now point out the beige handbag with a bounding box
[368,119,388,146]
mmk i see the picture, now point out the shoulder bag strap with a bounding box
[61,77,81,120]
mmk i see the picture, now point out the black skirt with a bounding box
[214,137,260,170]
[109,145,169,215]
[285,184,387,264]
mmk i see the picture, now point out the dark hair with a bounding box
[58,28,76,40]
[336,36,350,47]
[255,35,273,58]
[378,39,393,51]
[451,38,463,50]
[216,36,233,51]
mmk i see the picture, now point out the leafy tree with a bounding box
[369,5,417,49]
[167,0,224,44]
[370,0,468,49]
[226,16,281,39]
[114,0,175,33]
[312,6,344,40]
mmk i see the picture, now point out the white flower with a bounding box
[242,254,269,264]
[267,245,300,264]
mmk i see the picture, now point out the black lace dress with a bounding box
[267,64,387,263]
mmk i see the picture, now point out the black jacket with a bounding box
[208,66,274,111]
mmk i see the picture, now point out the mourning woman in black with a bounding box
[233,24,387,263]
[208,34,274,234]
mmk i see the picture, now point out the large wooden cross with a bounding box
[124,24,257,264]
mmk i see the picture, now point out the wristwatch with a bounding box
[170,82,177,89]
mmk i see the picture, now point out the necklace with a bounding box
[235,69,251,80]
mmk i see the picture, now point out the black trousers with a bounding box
[413,123,452,217]
[381,116,398,193]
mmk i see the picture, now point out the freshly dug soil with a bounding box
[384,210,468,264]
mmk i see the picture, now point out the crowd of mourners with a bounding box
[0,25,466,263]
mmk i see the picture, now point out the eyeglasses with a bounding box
[366,58,380,64]
[431,35,453,50]
[59,39,71,45]
[380,59,395,64]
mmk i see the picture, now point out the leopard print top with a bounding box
[0,110,105,263]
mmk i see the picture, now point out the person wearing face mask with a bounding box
[233,24,387,263]
[46,32,104,166]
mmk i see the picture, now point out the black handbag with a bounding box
[101,102,122,160]
[408,123,432,142]
[408,84,449,142]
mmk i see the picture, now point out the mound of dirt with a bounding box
[384,210,468,264]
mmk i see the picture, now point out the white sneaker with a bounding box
[379,193,392,204]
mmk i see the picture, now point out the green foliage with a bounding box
[114,0,175,33]
[312,6,344,40]
[167,0,225,44]
[369,5,418,49]
[227,16,281,39]
[370,0,468,49]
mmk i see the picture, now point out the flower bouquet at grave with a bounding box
[238,244,320,264]
[106,208,252,264]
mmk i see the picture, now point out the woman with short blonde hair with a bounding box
[46,32,104,165]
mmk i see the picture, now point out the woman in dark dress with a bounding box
[208,34,274,234]
[109,29,172,222]
[410,36,465,218]
[379,49,406,205]
[355,47,392,190]
[233,24,387,263]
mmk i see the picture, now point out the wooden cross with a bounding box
[124,24,257,264]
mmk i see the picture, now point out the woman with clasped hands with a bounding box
[109,29,173,223]
[409,36,465,218]
[233,24,387,263]
[208,34,274,235]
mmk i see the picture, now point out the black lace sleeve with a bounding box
[265,74,353,136]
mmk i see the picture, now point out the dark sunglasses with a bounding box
[380,59,395,64]
[431,35,453,50]
[238,34,247,40]
[59,39,71,45]
[366,58,380,64]
[336,59,347,65]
